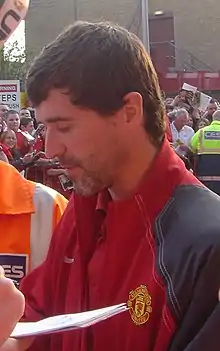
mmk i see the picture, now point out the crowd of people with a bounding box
[0,105,73,199]
[162,91,220,184]
[165,92,218,148]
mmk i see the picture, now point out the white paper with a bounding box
[182,83,197,93]
[11,303,128,338]
[198,92,212,112]
[20,131,35,142]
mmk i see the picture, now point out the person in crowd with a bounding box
[170,108,194,155]
[0,105,8,134]
[197,117,210,130]
[6,110,33,156]
[20,116,35,135]
[171,89,193,110]
[5,110,20,132]
[0,130,34,172]
[28,125,73,197]
[19,108,32,119]
[0,119,6,135]
[0,130,20,161]
[186,115,194,129]
[190,110,220,195]
[3,21,220,351]
[190,109,220,154]
[0,266,25,348]
[0,161,68,287]
[202,99,218,123]
[0,104,9,121]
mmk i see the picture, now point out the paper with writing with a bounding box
[11,303,128,338]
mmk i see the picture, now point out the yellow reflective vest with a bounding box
[190,121,220,154]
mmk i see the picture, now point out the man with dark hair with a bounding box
[203,98,218,123]
[19,108,32,119]
[20,116,35,135]
[3,21,220,351]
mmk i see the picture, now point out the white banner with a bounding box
[0,80,20,111]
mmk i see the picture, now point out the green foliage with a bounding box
[0,41,33,90]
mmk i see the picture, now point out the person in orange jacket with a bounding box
[0,161,68,286]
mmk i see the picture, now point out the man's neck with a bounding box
[109,138,158,201]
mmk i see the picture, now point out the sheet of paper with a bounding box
[182,83,197,93]
[198,92,212,112]
[11,303,128,338]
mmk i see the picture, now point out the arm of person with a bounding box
[0,267,24,348]
[0,259,52,351]
[169,237,220,350]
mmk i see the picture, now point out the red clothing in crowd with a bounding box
[0,143,12,160]
[16,130,32,156]
[20,140,220,350]
[32,135,45,153]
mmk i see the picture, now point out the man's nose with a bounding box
[45,130,66,159]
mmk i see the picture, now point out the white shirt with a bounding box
[171,122,195,147]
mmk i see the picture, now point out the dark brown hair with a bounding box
[20,116,33,127]
[27,21,165,146]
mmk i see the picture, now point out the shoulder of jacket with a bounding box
[156,185,220,248]
[33,182,67,207]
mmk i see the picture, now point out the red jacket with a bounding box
[16,130,32,156]
[0,143,12,159]
[20,140,220,351]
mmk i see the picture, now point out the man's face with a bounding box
[175,113,188,129]
[7,113,20,132]
[24,120,34,134]
[0,105,9,119]
[36,89,133,197]
[179,90,187,100]
[187,116,193,128]
[207,102,217,116]
[20,109,31,118]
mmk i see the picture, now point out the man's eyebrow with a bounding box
[44,116,72,123]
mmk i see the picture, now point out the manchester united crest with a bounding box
[127,285,152,325]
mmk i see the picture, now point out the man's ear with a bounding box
[123,92,143,125]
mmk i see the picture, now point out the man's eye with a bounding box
[57,125,70,133]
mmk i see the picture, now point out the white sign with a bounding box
[198,92,212,112]
[182,83,197,93]
[0,80,20,111]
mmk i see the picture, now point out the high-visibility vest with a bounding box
[191,121,220,154]
[0,161,68,285]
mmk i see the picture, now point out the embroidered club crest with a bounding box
[127,285,152,325]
